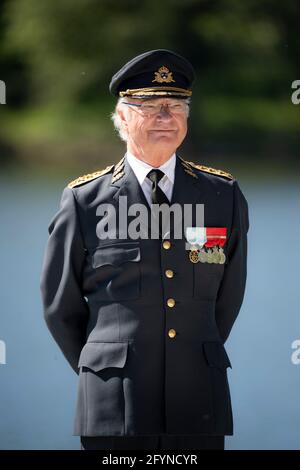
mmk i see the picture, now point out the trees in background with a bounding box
[0,0,299,168]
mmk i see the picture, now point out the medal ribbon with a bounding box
[204,227,227,248]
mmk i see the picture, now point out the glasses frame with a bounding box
[122,100,189,116]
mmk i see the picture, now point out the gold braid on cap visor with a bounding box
[119,86,192,97]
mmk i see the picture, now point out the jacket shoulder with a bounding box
[67,165,115,189]
[181,158,234,181]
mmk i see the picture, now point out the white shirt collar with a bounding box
[126,150,176,186]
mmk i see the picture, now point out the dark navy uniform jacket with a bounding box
[40,155,249,437]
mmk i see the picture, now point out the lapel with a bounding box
[171,155,204,204]
[111,157,151,238]
[168,156,206,238]
[110,155,208,240]
[111,155,151,208]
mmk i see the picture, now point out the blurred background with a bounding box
[0,0,299,450]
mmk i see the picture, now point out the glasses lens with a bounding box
[140,104,158,115]
[168,103,187,113]
[140,102,187,115]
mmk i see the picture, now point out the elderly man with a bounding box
[40,49,249,451]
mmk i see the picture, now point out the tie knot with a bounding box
[147,169,165,184]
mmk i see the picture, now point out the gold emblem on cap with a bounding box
[152,66,175,84]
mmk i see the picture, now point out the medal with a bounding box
[186,227,227,264]
[212,246,220,264]
[198,249,207,263]
[219,246,226,264]
[186,227,206,264]
[205,228,227,264]
[206,248,213,263]
[189,249,199,263]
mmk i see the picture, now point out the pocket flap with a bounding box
[78,341,129,372]
[203,341,232,369]
[92,243,141,268]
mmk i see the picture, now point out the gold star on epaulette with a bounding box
[67,165,114,188]
[184,160,233,180]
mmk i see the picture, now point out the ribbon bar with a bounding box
[204,227,227,248]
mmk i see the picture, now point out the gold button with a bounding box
[165,269,174,278]
[167,298,176,308]
[168,329,176,338]
[163,240,171,250]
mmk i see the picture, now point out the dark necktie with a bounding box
[146,169,170,238]
[146,169,170,205]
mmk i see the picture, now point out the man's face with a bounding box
[119,97,189,156]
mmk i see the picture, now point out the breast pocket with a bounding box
[92,241,141,301]
[193,262,224,300]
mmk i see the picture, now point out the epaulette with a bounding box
[67,165,114,188]
[182,158,233,180]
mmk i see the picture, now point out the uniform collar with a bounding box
[126,150,176,186]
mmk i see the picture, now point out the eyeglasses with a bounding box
[123,101,189,116]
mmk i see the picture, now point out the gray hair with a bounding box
[110,97,191,142]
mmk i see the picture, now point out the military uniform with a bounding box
[40,155,248,440]
[40,50,249,450]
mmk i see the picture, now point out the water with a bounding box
[0,174,299,449]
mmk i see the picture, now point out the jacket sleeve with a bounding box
[40,186,89,374]
[215,180,249,343]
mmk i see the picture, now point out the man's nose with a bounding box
[156,105,173,119]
